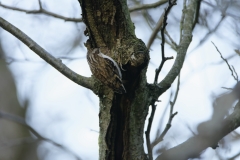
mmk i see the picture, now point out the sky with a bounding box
[0,0,240,159]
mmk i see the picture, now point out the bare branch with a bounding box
[145,2,177,158]
[221,87,234,91]
[0,17,96,93]
[152,74,180,148]
[192,0,202,30]
[156,82,240,160]
[153,0,176,84]
[179,0,187,43]
[129,0,168,12]
[189,3,228,52]
[140,6,178,49]
[0,2,82,22]
[156,102,240,160]
[155,0,196,94]
[232,66,239,82]
[212,42,238,82]
[157,103,240,160]
[145,103,157,160]
[38,0,42,9]
[0,111,82,160]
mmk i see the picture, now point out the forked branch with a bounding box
[154,0,176,84]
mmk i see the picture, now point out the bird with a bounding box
[87,48,126,94]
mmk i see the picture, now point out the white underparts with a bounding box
[98,51,122,79]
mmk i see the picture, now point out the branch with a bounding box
[190,4,227,52]
[152,0,196,96]
[147,3,197,143]
[129,0,168,12]
[0,111,82,160]
[232,66,239,82]
[191,0,202,30]
[152,74,180,148]
[179,0,187,43]
[212,42,239,82]
[0,1,82,22]
[221,87,234,91]
[156,102,240,160]
[156,82,240,160]
[153,0,176,84]
[146,0,177,50]
[145,103,157,160]
[0,17,96,93]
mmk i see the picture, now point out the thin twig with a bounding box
[0,111,82,160]
[221,87,234,91]
[38,0,42,9]
[232,66,239,82]
[0,1,82,22]
[152,74,180,147]
[129,0,168,12]
[169,74,180,114]
[145,103,157,160]
[143,8,175,49]
[212,42,238,83]
[0,17,95,92]
[153,0,177,84]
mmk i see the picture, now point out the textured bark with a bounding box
[78,0,150,159]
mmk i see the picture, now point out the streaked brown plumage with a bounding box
[87,48,126,94]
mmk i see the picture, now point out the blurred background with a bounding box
[0,0,239,159]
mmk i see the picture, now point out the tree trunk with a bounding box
[78,0,150,159]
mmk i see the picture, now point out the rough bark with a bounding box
[78,0,150,159]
